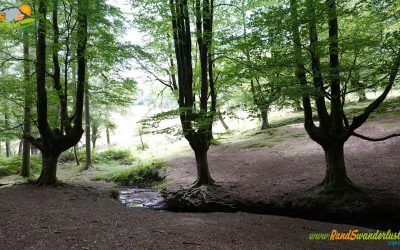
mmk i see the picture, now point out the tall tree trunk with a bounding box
[91,122,98,149]
[74,145,80,166]
[106,127,110,145]
[84,74,92,169]
[21,30,32,177]
[260,107,269,130]
[5,141,10,157]
[193,147,213,187]
[321,143,351,188]
[27,0,87,185]
[18,140,23,155]
[170,0,216,187]
[36,154,58,186]
[217,109,229,131]
[5,111,10,157]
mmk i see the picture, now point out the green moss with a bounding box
[94,148,137,164]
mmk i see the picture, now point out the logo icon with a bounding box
[0,4,36,31]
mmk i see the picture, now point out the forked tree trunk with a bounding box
[193,148,214,187]
[36,154,58,186]
[321,143,352,188]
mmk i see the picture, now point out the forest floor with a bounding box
[164,114,400,230]
[0,110,399,249]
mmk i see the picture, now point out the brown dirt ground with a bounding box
[0,114,399,249]
[164,114,400,227]
[0,185,388,249]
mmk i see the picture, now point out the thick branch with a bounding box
[348,48,400,133]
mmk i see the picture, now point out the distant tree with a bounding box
[21,29,33,177]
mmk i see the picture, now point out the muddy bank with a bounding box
[162,183,400,231]
[0,184,387,249]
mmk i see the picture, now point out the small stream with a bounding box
[118,188,165,209]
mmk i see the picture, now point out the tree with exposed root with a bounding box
[289,0,400,192]
[170,0,216,187]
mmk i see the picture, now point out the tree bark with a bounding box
[74,145,80,166]
[5,112,10,157]
[28,0,87,185]
[106,127,110,145]
[321,144,352,188]
[217,109,229,131]
[193,148,214,186]
[84,75,91,169]
[170,0,216,187]
[18,140,23,155]
[36,154,58,186]
[21,30,32,176]
[260,108,269,130]
[5,142,10,157]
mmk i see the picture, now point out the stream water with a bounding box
[118,188,165,209]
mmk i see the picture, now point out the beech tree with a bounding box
[26,0,88,185]
[21,30,33,177]
[169,0,216,186]
[288,0,400,190]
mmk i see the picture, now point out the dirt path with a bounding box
[0,185,386,249]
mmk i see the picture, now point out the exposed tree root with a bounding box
[192,178,215,188]
[315,177,363,195]
[34,175,64,187]
[164,184,237,212]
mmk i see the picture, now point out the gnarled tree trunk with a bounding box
[36,153,59,186]
[27,0,87,185]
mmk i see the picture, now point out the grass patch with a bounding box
[94,148,135,164]
[59,148,137,165]
[210,138,221,145]
[344,96,400,118]
[0,155,41,177]
[93,160,167,187]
